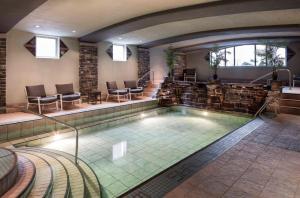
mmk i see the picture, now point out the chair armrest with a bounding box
[75,92,81,96]
[27,96,40,99]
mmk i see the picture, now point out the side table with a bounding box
[88,90,102,104]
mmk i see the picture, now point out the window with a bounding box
[113,44,127,61]
[235,45,255,66]
[226,47,234,66]
[209,44,287,67]
[36,36,59,59]
[256,45,266,66]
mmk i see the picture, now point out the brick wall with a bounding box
[137,47,150,86]
[79,43,98,96]
[0,38,6,107]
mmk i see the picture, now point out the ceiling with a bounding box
[115,9,300,45]
[0,0,47,33]
[10,0,300,49]
[14,0,215,37]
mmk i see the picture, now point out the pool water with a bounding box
[42,107,251,198]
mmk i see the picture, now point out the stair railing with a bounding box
[23,109,80,165]
[250,68,292,90]
[137,71,154,86]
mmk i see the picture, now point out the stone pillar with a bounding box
[79,43,98,96]
[0,38,6,108]
[137,47,150,85]
[173,52,186,81]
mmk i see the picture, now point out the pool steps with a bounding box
[0,100,158,144]
[0,147,101,198]
[280,93,300,115]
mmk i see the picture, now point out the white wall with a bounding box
[150,46,168,82]
[98,42,138,93]
[6,30,79,105]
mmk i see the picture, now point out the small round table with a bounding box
[88,90,102,104]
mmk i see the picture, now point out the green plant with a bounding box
[209,45,229,79]
[165,47,175,77]
[256,43,286,80]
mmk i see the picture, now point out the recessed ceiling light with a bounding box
[35,25,40,28]
[118,37,123,40]
[72,30,76,33]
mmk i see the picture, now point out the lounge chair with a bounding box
[106,81,128,103]
[25,84,59,114]
[55,83,81,109]
[124,80,143,100]
[183,68,197,82]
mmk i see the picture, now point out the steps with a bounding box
[280,93,300,115]
[0,147,101,198]
[1,155,34,198]
[0,148,18,197]
[16,152,53,198]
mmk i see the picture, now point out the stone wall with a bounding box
[137,47,150,86]
[79,43,98,96]
[158,81,268,114]
[0,38,6,107]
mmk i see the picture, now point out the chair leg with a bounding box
[106,94,109,102]
[117,94,120,103]
[56,101,59,110]
[38,103,41,114]
[60,99,63,110]
[27,103,29,110]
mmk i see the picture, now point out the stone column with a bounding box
[79,43,98,96]
[137,47,150,85]
[173,52,186,81]
[0,38,6,108]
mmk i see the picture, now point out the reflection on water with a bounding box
[112,141,127,160]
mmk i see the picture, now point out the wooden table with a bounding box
[88,91,102,104]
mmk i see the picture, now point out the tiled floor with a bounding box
[0,97,153,125]
[166,113,300,198]
[41,108,250,197]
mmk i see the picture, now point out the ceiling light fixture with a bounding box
[35,25,40,28]
[72,30,76,33]
[118,37,123,40]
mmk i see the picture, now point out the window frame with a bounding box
[35,35,60,59]
[112,44,127,62]
[210,44,287,68]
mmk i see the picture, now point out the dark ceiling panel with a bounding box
[79,0,300,43]
[0,0,47,33]
[140,25,300,48]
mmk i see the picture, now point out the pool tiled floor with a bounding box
[166,113,300,198]
[41,109,250,197]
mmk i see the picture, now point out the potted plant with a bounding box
[165,47,175,80]
[209,45,228,81]
[265,45,284,81]
[256,43,285,90]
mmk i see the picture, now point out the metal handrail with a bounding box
[23,109,79,165]
[137,70,154,85]
[250,68,292,90]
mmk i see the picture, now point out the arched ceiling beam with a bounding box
[140,25,300,48]
[79,0,300,43]
[175,36,300,53]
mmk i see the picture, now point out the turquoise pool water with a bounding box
[42,106,251,198]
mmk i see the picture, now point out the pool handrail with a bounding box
[22,109,80,165]
[250,68,292,90]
